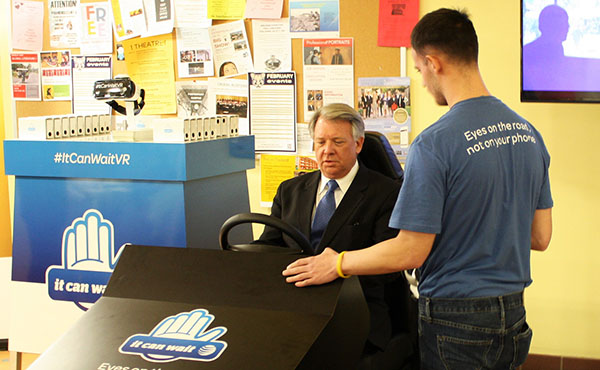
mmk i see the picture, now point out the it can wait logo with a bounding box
[120,309,228,363]
[45,209,124,311]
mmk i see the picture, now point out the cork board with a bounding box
[14,0,402,124]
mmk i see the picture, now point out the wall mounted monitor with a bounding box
[521,0,600,103]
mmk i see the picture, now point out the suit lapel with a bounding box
[316,166,369,253]
[297,171,320,240]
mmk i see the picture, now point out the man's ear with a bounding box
[355,137,365,154]
[425,54,443,74]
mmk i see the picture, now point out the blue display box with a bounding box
[4,137,255,290]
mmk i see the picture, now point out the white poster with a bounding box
[245,0,284,19]
[176,28,214,78]
[72,55,112,115]
[302,38,354,122]
[209,20,254,77]
[80,2,113,54]
[252,18,292,72]
[173,0,211,28]
[49,0,81,48]
[296,122,314,155]
[206,77,249,134]
[11,0,44,51]
[142,0,174,37]
[249,72,297,152]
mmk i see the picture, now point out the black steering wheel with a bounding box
[219,213,311,255]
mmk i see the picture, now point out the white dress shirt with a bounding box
[312,160,359,221]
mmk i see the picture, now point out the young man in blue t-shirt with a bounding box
[283,8,553,369]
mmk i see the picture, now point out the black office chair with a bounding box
[358,131,404,185]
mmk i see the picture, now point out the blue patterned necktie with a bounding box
[310,180,338,252]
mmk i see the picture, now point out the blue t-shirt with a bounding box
[389,96,553,298]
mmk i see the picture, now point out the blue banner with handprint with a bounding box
[120,309,228,363]
[46,209,123,310]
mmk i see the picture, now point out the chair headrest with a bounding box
[359,131,404,183]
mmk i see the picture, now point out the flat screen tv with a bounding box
[521,0,600,103]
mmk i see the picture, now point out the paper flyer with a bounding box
[173,0,211,28]
[142,0,174,37]
[122,33,177,114]
[176,28,214,78]
[260,154,318,207]
[72,55,112,115]
[245,0,284,19]
[110,0,147,41]
[302,38,354,122]
[260,154,296,206]
[206,77,249,134]
[209,20,254,77]
[207,0,245,19]
[40,50,72,101]
[80,2,113,54]
[296,122,314,155]
[252,18,292,72]
[358,76,411,161]
[176,80,209,117]
[378,0,419,47]
[11,53,41,101]
[11,0,44,51]
[289,0,340,38]
[249,72,297,153]
[48,0,81,48]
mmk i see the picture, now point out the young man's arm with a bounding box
[282,229,435,287]
[531,208,552,251]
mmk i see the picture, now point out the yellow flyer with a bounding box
[260,154,297,205]
[208,0,246,20]
[123,33,176,115]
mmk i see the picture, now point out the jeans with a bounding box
[418,291,532,370]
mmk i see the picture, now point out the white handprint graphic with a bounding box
[63,209,119,271]
[120,309,228,362]
[46,209,124,310]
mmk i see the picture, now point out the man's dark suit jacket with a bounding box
[256,164,401,350]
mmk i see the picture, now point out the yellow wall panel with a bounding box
[0,0,13,257]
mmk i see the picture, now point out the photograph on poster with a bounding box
[216,95,248,118]
[291,8,320,31]
[289,0,340,37]
[303,44,350,65]
[176,80,209,117]
[358,77,411,161]
[11,53,41,101]
[41,51,70,68]
[306,89,323,111]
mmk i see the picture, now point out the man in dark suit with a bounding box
[331,48,344,64]
[366,92,373,118]
[256,103,405,368]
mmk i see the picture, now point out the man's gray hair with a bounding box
[308,103,365,140]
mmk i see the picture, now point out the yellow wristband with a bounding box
[336,251,351,279]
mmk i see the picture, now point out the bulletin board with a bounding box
[12,0,403,127]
